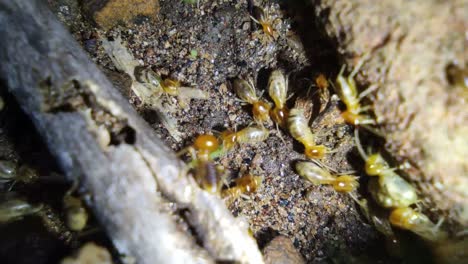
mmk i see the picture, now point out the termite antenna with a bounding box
[361,124,385,137]
[358,83,379,100]
[338,64,346,79]
[350,52,371,79]
[249,15,261,25]
[354,128,369,161]
[309,159,337,173]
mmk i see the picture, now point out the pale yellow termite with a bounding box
[235,125,270,145]
[335,54,376,126]
[295,161,358,192]
[233,78,272,124]
[389,207,447,242]
[288,108,328,159]
[0,195,42,223]
[222,175,263,203]
[354,130,418,209]
[268,69,289,128]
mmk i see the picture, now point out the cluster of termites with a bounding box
[0,161,42,224]
[175,2,293,200]
[354,128,447,243]
[178,48,451,255]
[3,1,451,257]
[179,130,266,202]
[331,56,449,247]
[180,66,338,204]
[0,159,89,232]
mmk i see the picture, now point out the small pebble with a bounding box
[263,235,305,264]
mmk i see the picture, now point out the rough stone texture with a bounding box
[81,0,159,29]
[263,235,305,264]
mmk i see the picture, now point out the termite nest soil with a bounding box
[1,0,457,263]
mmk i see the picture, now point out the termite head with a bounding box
[365,153,389,176]
[333,175,359,192]
[252,6,275,38]
[342,110,360,125]
[315,74,329,90]
[194,134,219,159]
[260,22,274,38]
[342,110,375,126]
[220,130,237,150]
[162,78,180,96]
[252,101,272,123]
[389,207,419,230]
[304,145,327,159]
[236,175,263,193]
[270,106,289,128]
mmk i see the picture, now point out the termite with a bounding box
[350,195,401,255]
[250,6,276,38]
[236,125,270,145]
[315,73,329,90]
[0,193,42,223]
[315,73,331,104]
[354,130,418,209]
[180,134,225,194]
[0,161,38,190]
[222,174,263,203]
[355,130,447,242]
[233,78,272,124]
[220,126,270,152]
[63,182,89,232]
[288,108,328,159]
[389,207,447,242]
[0,161,17,187]
[335,54,377,126]
[295,161,358,193]
[63,194,88,232]
[220,129,237,151]
[268,69,289,128]
[136,67,207,107]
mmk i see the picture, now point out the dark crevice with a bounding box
[0,82,120,264]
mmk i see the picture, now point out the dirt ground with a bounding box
[1,0,457,263]
[93,0,386,262]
